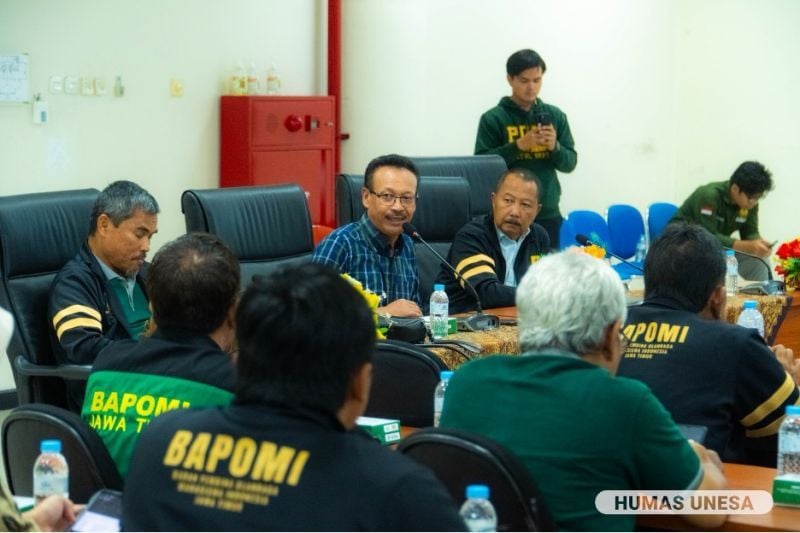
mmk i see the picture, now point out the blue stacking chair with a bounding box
[647,202,678,242]
[559,217,576,250]
[607,204,646,259]
[568,209,637,280]
[567,210,612,250]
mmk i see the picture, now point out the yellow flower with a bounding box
[583,244,606,259]
[341,273,385,338]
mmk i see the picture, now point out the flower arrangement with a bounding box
[582,243,606,259]
[775,237,800,291]
[341,273,385,338]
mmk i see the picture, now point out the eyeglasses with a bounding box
[368,189,417,207]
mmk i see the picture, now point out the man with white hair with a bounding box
[440,251,727,531]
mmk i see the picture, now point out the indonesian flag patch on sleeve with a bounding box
[700,206,713,216]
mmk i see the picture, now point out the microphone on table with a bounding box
[575,234,644,273]
[402,222,499,332]
[722,246,784,295]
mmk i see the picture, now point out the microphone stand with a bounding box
[724,247,785,295]
[404,224,500,332]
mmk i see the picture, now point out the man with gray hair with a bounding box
[49,180,159,410]
[440,251,727,531]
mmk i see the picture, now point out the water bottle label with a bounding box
[34,475,69,498]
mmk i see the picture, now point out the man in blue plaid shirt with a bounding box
[313,154,422,317]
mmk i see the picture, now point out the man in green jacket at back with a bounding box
[475,48,577,249]
[672,161,774,280]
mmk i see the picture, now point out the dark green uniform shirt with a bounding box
[672,180,760,247]
[475,97,577,221]
[441,353,702,531]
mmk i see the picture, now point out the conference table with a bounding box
[433,291,798,369]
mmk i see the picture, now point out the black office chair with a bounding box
[398,427,555,532]
[2,403,123,503]
[181,184,315,285]
[0,189,99,407]
[410,176,471,305]
[365,339,448,427]
[411,155,507,221]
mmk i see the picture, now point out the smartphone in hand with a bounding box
[69,489,122,532]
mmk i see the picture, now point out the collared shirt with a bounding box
[93,253,149,338]
[312,214,420,304]
[496,226,530,287]
[95,254,137,304]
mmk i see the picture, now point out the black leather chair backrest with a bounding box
[398,427,555,532]
[333,175,471,305]
[335,173,364,227]
[0,189,99,404]
[412,176,471,304]
[181,184,314,284]
[411,155,507,220]
[2,403,123,502]
[365,339,448,427]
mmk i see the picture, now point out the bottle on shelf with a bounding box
[246,62,261,95]
[430,283,449,340]
[433,370,454,428]
[459,484,498,532]
[736,299,765,339]
[33,439,69,503]
[266,63,281,95]
[230,62,247,96]
[778,405,800,475]
[634,234,647,263]
[725,250,738,296]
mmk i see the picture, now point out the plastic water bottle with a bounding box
[33,439,69,503]
[459,484,498,532]
[736,299,765,339]
[778,405,800,475]
[433,370,453,428]
[246,62,261,95]
[430,283,449,340]
[266,63,281,94]
[725,250,738,296]
[634,234,647,263]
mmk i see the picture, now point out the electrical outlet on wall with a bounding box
[64,76,79,95]
[94,77,106,96]
[80,77,94,96]
[49,76,64,94]
[169,78,184,97]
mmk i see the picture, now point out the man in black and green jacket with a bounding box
[672,161,774,280]
[475,48,577,248]
[81,233,240,478]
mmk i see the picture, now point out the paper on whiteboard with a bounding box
[0,53,30,103]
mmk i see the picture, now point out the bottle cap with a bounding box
[440,370,454,381]
[787,405,800,416]
[726,250,735,256]
[743,300,757,309]
[465,484,490,499]
[40,439,62,453]
[433,284,445,292]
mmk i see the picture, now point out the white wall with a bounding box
[0,0,323,390]
[0,0,322,246]
[1,0,798,390]
[341,0,799,247]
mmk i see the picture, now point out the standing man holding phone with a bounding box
[475,49,577,249]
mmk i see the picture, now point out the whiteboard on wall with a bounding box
[0,53,30,103]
